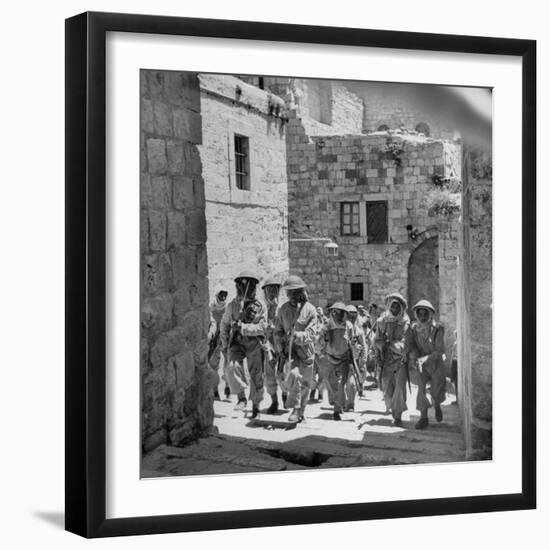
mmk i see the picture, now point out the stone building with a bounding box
[197,74,289,298]
[269,79,461,345]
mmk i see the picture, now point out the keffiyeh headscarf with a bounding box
[384,292,408,321]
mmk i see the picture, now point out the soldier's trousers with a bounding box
[226,344,265,405]
[326,356,356,413]
[264,355,282,397]
[416,356,446,412]
[381,360,408,418]
[284,362,314,415]
[316,356,335,403]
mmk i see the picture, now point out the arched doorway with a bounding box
[408,237,439,317]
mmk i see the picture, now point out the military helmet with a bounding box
[262,276,281,288]
[385,292,407,310]
[329,302,348,312]
[283,275,306,290]
[346,305,358,313]
[234,270,259,284]
[412,299,435,313]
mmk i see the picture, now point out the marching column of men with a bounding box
[208,271,448,428]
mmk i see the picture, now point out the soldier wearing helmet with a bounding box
[261,276,284,414]
[317,302,355,420]
[404,299,446,429]
[220,271,267,417]
[273,275,319,423]
[374,292,410,426]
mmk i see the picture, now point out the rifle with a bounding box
[346,338,363,395]
[227,280,250,351]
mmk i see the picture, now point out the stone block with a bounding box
[150,176,172,209]
[153,101,173,136]
[142,252,174,296]
[170,246,197,287]
[141,173,153,205]
[141,293,174,337]
[141,99,154,133]
[172,175,195,209]
[183,142,203,176]
[186,209,207,245]
[166,211,187,248]
[149,210,167,251]
[171,350,196,390]
[164,72,201,113]
[173,108,202,143]
[166,139,185,175]
[150,326,187,369]
[146,138,168,174]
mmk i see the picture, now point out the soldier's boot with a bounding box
[333,411,342,421]
[251,405,260,419]
[393,413,403,427]
[415,412,429,430]
[214,390,221,401]
[282,392,288,408]
[224,385,231,399]
[233,394,247,411]
[309,389,317,402]
[266,396,279,414]
[288,409,304,423]
[435,405,443,422]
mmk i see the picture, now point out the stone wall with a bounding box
[286,113,461,323]
[457,147,492,458]
[140,70,216,452]
[198,75,289,297]
[438,215,460,372]
[357,83,456,139]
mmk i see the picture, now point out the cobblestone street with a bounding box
[142,381,466,478]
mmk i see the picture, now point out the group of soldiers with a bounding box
[208,271,447,429]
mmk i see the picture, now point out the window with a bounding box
[350,283,364,302]
[341,202,360,236]
[234,135,250,190]
[366,201,388,243]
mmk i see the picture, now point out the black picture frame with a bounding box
[65,11,536,538]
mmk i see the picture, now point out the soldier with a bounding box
[220,271,267,418]
[319,302,356,420]
[346,305,368,396]
[261,276,283,414]
[209,286,230,400]
[357,305,370,332]
[404,300,446,429]
[273,275,319,423]
[375,293,410,427]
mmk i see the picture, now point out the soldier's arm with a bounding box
[219,303,232,349]
[374,317,387,352]
[293,307,320,345]
[431,324,446,358]
[273,308,286,353]
[240,302,267,337]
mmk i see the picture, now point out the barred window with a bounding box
[366,201,388,243]
[341,202,360,236]
[234,135,250,190]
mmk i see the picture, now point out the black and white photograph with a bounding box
[140,71,493,478]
